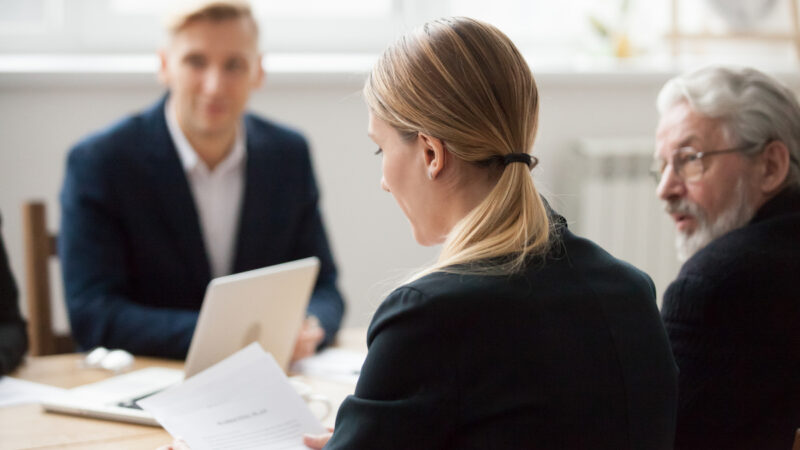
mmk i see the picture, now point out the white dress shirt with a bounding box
[165,100,246,278]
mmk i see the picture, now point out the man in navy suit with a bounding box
[59,0,344,360]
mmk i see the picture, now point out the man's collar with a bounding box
[750,186,800,224]
[164,98,246,172]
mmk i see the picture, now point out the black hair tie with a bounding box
[503,153,537,169]
[480,152,538,170]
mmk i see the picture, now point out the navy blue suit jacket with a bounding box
[59,97,344,359]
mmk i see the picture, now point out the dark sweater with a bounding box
[661,187,800,449]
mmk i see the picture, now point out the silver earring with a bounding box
[428,170,434,180]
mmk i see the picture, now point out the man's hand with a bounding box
[292,316,325,362]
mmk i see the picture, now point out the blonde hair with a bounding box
[364,17,552,279]
[164,0,258,39]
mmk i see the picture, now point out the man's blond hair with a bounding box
[164,0,258,38]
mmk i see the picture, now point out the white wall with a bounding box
[1,66,798,333]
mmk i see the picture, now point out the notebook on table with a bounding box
[41,257,320,426]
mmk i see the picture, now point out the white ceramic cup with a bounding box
[289,378,332,421]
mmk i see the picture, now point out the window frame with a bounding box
[0,0,450,54]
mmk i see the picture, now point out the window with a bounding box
[0,0,794,65]
[449,0,669,59]
[0,0,413,53]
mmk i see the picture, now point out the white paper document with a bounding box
[291,348,366,385]
[139,343,325,450]
[0,376,67,408]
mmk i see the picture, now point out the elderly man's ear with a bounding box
[757,140,791,194]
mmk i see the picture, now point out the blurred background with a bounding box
[1,0,798,332]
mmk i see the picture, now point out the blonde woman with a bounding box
[301,17,678,450]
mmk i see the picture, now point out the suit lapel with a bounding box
[141,96,211,285]
[232,116,282,272]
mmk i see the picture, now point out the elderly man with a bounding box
[652,66,800,449]
[60,0,344,360]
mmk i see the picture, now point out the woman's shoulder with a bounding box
[399,270,506,301]
[373,271,514,322]
[366,271,497,346]
[377,272,467,311]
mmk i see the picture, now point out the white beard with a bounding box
[669,178,757,263]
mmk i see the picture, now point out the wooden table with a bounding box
[0,328,366,449]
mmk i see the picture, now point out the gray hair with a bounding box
[657,66,800,188]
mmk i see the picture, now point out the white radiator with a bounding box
[575,138,681,307]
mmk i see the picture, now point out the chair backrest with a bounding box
[793,428,800,450]
[22,201,73,356]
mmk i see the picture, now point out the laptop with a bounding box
[41,256,320,426]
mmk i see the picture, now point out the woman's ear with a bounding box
[418,133,447,180]
[757,140,791,195]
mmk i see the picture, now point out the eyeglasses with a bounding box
[649,143,760,184]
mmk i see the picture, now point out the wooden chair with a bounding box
[22,201,74,356]
[793,428,800,450]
